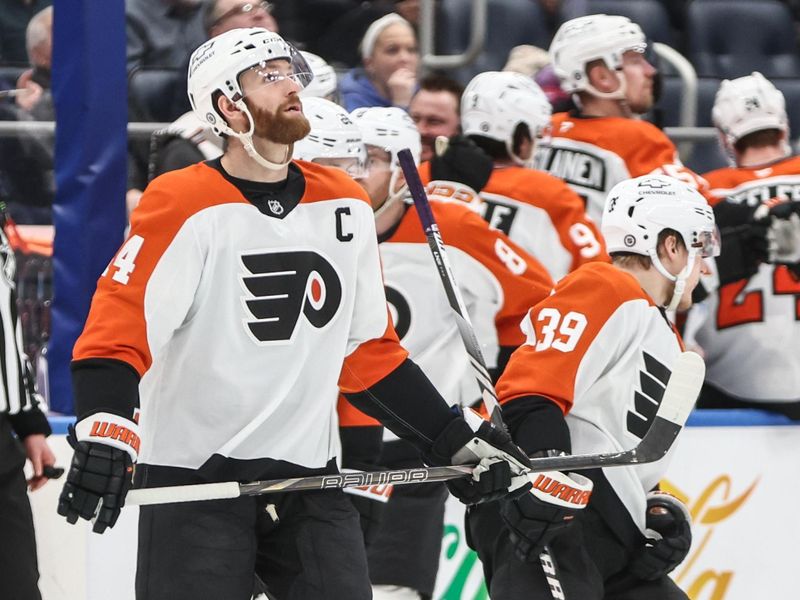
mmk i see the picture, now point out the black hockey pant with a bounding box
[136,486,372,600]
[467,500,689,600]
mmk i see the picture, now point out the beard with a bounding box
[247,98,311,144]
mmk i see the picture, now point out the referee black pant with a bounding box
[0,415,42,600]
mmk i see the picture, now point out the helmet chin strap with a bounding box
[650,248,697,312]
[232,101,292,171]
[373,168,408,219]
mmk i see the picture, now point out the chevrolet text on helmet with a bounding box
[549,14,646,100]
[461,71,552,166]
[298,51,338,100]
[187,27,313,170]
[712,72,790,156]
[602,174,719,311]
[350,106,421,215]
[292,97,368,179]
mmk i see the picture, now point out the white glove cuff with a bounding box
[75,411,140,462]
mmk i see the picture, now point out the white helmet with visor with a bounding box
[350,106,421,215]
[292,97,368,179]
[187,27,313,170]
[298,51,338,100]
[602,174,719,311]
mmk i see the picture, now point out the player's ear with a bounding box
[586,59,619,93]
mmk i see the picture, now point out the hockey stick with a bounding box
[396,147,507,432]
[397,146,703,600]
[127,367,699,507]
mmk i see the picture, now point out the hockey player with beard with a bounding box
[468,174,718,600]
[537,14,710,223]
[422,70,608,283]
[55,28,533,600]
[335,106,556,600]
[693,73,800,418]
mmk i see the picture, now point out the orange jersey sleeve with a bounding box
[486,168,610,271]
[433,202,554,346]
[496,262,651,414]
[73,163,244,376]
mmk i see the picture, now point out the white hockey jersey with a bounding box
[418,162,608,283]
[73,161,408,474]
[535,113,711,223]
[497,262,685,532]
[338,200,553,431]
[695,156,800,402]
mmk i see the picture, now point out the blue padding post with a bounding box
[49,2,128,414]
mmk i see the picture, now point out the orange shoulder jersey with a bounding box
[73,160,412,477]
[338,199,553,431]
[535,113,710,223]
[419,162,608,282]
[497,262,684,532]
[694,155,800,403]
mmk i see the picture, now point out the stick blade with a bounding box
[657,351,705,427]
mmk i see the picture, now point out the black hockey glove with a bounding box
[429,134,494,194]
[500,466,593,562]
[423,408,531,505]
[713,200,769,285]
[57,414,138,534]
[629,491,692,581]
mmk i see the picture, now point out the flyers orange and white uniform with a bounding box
[695,156,800,403]
[536,113,711,223]
[74,161,408,477]
[497,262,684,531]
[338,199,553,432]
[419,162,608,282]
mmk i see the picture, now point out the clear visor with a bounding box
[238,50,314,97]
[313,155,369,180]
[692,227,721,258]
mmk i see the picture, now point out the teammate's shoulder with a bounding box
[295,160,371,205]
[558,262,648,304]
[702,165,740,189]
[147,161,220,191]
[488,166,582,203]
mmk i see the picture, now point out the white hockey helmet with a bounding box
[349,106,422,168]
[187,28,313,169]
[712,72,789,153]
[602,174,719,310]
[298,51,338,100]
[549,14,646,98]
[293,97,367,179]
[461,71,552,166]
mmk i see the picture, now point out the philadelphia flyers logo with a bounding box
[384,284,411,340]
[240,250,343,344]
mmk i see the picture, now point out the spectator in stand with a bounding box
[340,13,418,111]
[206,0,278,37]
[0,5,54,224]
[126,0,207,71]
[408,73,462,163]
[0,0,50,64]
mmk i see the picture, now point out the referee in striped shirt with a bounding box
[0,226,55,600]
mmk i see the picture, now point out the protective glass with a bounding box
[313,155,369,180]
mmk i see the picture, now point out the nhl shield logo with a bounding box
[267,199,284,215]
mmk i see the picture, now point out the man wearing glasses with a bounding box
[206,0,278,36]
